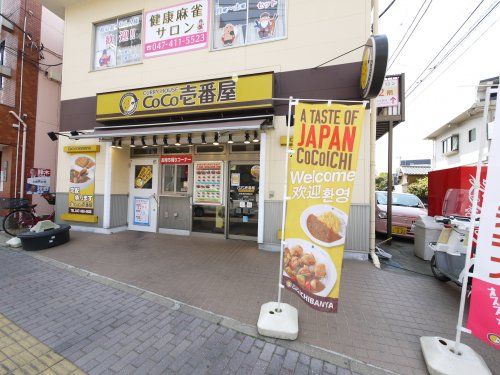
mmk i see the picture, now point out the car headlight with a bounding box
[378,211,387,219]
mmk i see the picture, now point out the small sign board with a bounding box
[160,154,193,164]
[377,77,399,108]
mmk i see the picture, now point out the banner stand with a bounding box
[420,86,497,375]
[257,96,367,340]
[257,97,299,340]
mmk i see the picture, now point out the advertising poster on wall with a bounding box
[467,103,500,349]
[68,153,96,215]
[133,197,151,226]
[282,102,365,313]
[193,161,224,205]
[26,168,51,195]
[144,0,209,58]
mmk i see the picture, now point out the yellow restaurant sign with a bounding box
[64,145,100,153]
[96,73,274,121]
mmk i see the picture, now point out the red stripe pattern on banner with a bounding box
[490,207,500,278]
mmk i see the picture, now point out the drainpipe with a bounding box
[14,9,31,198]
[9,112,28,199]
[370,0,381,268]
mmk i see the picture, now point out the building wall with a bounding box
[432,114,491,170]
[60,0,370,102]
[0,0,42,199]
[32,6,64,214]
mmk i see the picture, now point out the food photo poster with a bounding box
[283,102,365,313]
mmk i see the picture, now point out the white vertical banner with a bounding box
[467,90,500,348]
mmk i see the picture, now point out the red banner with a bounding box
[467,103,500,349]
[160,154,192,165]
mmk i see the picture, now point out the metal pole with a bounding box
[19,123,27,198]
[14,12,28,198]
[15,10,28,198]
[277,97,295,310]
[453,87,492,353]
[369,0,379,256]
[387,120,393,242]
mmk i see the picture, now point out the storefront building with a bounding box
[44,0,373,254]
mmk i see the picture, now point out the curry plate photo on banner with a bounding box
[283,102,365,313]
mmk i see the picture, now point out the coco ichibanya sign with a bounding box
[144,0,209,58]
[96,73,273,121]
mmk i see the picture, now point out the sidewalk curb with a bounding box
[7,247,399,375]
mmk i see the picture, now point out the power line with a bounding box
[314,44,366,69]
[406,0,486,93]
[386,0,428,69]
[379,0,396,18]
[408,17,499,103]
[407,1,500,97]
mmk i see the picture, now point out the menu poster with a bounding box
[133,197,150,226]
[193,161,224,205]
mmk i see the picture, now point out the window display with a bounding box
[94,14,142,70]
[212,0,286,50]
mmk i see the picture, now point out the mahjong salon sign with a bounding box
[283,103,365,313]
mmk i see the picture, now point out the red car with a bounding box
[375,191,427,238]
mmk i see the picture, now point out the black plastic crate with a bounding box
[0,198,30,209]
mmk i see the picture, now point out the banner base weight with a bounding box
[420,336,491,375]
[257,302,298,340]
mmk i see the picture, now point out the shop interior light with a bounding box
[244,132,250,144]
[141,136,147,148]
[152,135,158,146]
[227,134,234,144]
[188,133,193,146]
[201,133,207,144]
[163,135,168,145]
[213,132,219,146]
[175,134,181,146]
[130,136,136,147]
[253,131,259,143]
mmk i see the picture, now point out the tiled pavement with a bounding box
[0,247,369,375]
[0,313,83,374]
[29,231,500,375]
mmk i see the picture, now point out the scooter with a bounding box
[429,216,478,287]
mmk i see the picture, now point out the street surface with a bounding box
[0,247,358,375]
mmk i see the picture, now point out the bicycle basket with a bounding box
[0,198,30,209]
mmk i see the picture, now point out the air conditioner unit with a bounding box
[1,18,14,32]
[0,65,12,78]
[47,69,62,83]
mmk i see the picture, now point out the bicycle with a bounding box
[1,193,56,237]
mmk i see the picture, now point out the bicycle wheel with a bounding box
[2,210,36,237]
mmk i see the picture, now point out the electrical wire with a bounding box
[407,1,500,97]
[386,0,428,69]
[4,45,62,67]
[408,17,499,103]
[379,0,396,18]
[406,0,487,94]
[380,260,435,277]
[314,44,366,69]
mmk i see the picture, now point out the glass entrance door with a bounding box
[227,162,259,239]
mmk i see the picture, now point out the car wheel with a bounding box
[430,255,450,282]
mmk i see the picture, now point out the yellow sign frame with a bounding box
[64,145,101,153]
[96,73,274,121]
